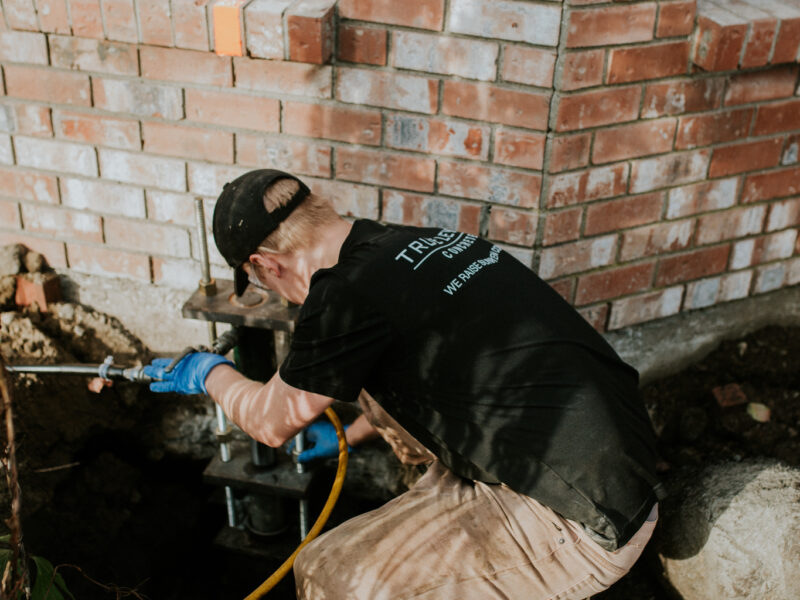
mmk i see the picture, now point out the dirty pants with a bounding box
[294,394,657,600]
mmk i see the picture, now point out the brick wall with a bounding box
[0,0,798,333]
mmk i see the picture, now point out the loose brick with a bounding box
[143,122,234,164]
[337,67,436,113]
[386,115,488,160]
[592,118,677,164]
[607,41,689,84]
[141,46,232,86]
[731,229,797,269]
[494,128,545,170]
[61,176,145,218]
[642,78,725,118]
[488,207,537,246]
[213,0,248,56]
[620,219,694,261]
[12,104,53,137]
[630,150,710,193]
[708,137,783,178]
[67,242,151,281]
[187,163,247,196]
[438,161,540,207]
[382,190,480,233]
[0,232,67,268]
[548,133,591,173]
[284,102,379,145]
[696,204,766,245]
[15,136,97,176]
[36,0,71,33]
[555,86,641,132]
[393,30,498,81]
[244,0,292,59]
[448,0,561,46]
[338,24,387,66]
[538,235,617,279]
[5,65,91,106]
[236,56,332,98]
[542,208,582,246]
[559,49,604,91]
[656,245,730,286]
[146,191,197,226]
[173,0,211,51]
[547,164,629,208]
[99,148,186,191]
[693,11,747,72]
[69,0,104,38]
[753,263,787,294]
[656,0,696,38]
[237,135,331,178]
[50,35,139,75]
[675,108,753,150]
[337,147,434,193]
[724,65,799,106]
[105,216,191,257]
[0,167,59,203]
[742,166,800,202]
[766,197,800,231]
[576,263,655,305]
[22,204,103,242]
[310,177,381,220]
[684,271,752,310]
[584,193,663,235]
[102,0,138,43]
[93,77,183,119]
[0,199,20,229]
[567,3,657,48]
[137,0,173,46]
[667,177,738,218]
[186,88,280,133]
[442,81,550,130]
[0,31,48,64]
[752,99,800,136]
[287,0,336,64]
[608,286,683,330]
[501,45,556,88]
[339,0,444,31]
[54,109,140,150]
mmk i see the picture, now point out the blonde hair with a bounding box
[258,178,339,253]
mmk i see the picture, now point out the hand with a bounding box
[288,422,351,463]
[143,352,234,395]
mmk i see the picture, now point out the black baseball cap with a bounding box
[212,169,310,296]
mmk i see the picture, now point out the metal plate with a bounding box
[181,279,299,331]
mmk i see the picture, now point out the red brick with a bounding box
[584,193,663,235]
[548,133,591,173]
[592,118,677,164]
[741,19,778,69]
[236,56,332,98]
[772,18,800,64]
[559,49,604,91]
[578,304,609,333]
[338,24,387,65]
[4,65,90,105]
[237,135,331,178]
[172,0,211,51]
[287,0,335,65]
[4,0,36,30]
[99,148,186,192]
[667,177,739,218]
[186,88,280,133]
[386,115,488,160]
[137,0,173,46]
[393,30,498,81]
[696,205,766,244]
[607,41,690,84]
[284,102,379,146]
[620,219,694,261]
[501,45,556,88]
[0,232,67,268]
[382,190,480,233]
[15,136,97,176]
[538,235,617,279]
[675,108,753,149]
[22,204,103,242]
[49,35,139,76]
[143,122,233,164]
[0,168,59,203]
[338,0,444,31]
[0,30,48,64]
[141,46,232,86]
[566,4,657,48]
[488,207,537,246]
[104,217,191,257]
[36,0,71,33]
[630,150,710,193]
[753,99,800,136]
[54,109,140,150]
[693,13,747,71]
[542,208,582,246]
[12,105,52,137]
[742,166,800,203]
[0,199,20,228]
[102,0,138,43]
[724,65,799,106]
[337,147,434,192]
[642,78,725,117]
[576,263,655,305]
[548,278,575,304]
[656,245,730,286]
[608,286,683,330]
[442,81,550,130]
[555,86,641,132]
[656,1,696,38]
[547,164,629,208]
[69,0,104,38]
[438,162,540,207]
[92,78,183,120]
[494,129,545,170]
[311,177,380,220]
[708,138,784,178]
[67,242,150,281]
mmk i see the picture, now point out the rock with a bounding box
[0,244,24,276]
[23,249,45,274]
[657,459,800,600]
[0,275,15,310]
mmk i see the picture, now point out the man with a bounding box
[145,169,664,599]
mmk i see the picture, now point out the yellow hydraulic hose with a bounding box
[244,406,348,599]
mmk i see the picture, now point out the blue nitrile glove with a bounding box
[288,422,351,463]
[143,352,234,395]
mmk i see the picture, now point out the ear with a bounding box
[249,252,282,278]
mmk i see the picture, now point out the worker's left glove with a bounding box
[143,352,234,395]
[288,422,351,463]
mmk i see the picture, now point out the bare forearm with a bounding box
[345,413,380,447]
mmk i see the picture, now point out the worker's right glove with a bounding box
[288,422,351,463]
[143,352,234,395]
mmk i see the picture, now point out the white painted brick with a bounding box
[93,78,184,120]
[630,150,710,194]
[763,229,798,261]
[731,239,754,270]
[498,243,533,268]
[61,177,146,218]
[49,35,139,75]
[685,276,720,310]
[153,257,202,289]
[766,198,800,231]
[620,219,694,261]
[667,177,737,219]
[696,205,766,245]
[336,67,437,114]
[0,135,14,165]
[187,162,248,197]
[786,257,800,285]
[538,235,616,279]
[383,189,465,230]
[719,270,752,301]
[306,177,379,219]
[245,0,292,59]
[448,0,561,47]
[0,105,15,132]
[146,191,197,226]
[15,136,98,176]
[608,286,684,330]
[754,263,786,293]
[0,31,48,64]
[99,149,186,191]
[393,31,498,81]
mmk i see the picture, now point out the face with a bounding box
[244,257,307,305]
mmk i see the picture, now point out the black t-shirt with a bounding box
[280,220,661,548]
